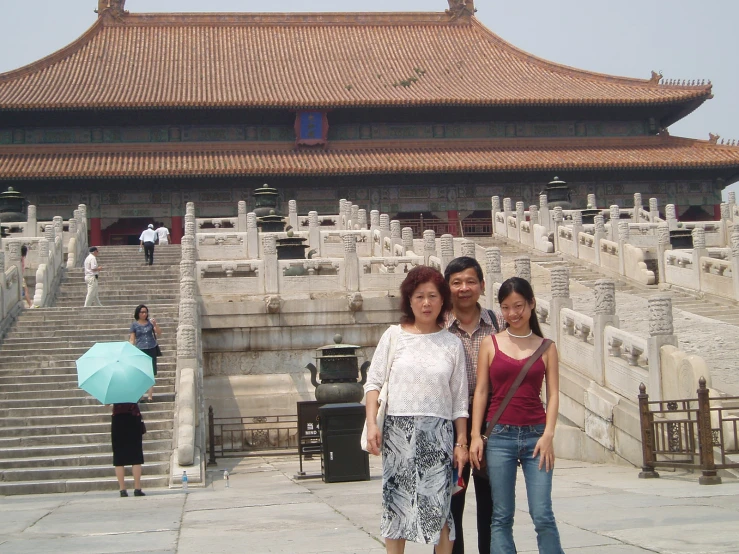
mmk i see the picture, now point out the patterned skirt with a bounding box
[381,415,454,544]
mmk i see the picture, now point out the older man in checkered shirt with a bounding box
[440,256,503,554]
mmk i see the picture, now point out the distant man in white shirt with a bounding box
[84,246,102,307]
[139,223,158,265]
[155,223,170,246]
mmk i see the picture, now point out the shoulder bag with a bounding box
[360,325,399,452]
[473,338,552,480]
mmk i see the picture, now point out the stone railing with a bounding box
[171,202,204,488]
[494,194,738,300]
[0,252,23,342]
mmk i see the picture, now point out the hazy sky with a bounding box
[1,0,737,197]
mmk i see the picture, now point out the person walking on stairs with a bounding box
[155,223,170,246]
[83,246,103,307]
[139,224,157,265]
[129,304,161,403]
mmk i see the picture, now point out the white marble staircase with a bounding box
[0,245,181,495]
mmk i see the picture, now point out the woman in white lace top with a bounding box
[364,266,468,554]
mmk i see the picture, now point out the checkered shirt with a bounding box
[445,305,503,395]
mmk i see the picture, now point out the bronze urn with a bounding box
[306,334,369,403]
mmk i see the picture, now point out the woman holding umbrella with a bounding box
[112,402,146,497]
[129,304,162,402]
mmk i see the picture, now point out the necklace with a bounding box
[506,328,533,339]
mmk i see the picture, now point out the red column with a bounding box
[714,204,722,220]
[171,215,184,244]
[90,217,102,246]
[447,210,459,237]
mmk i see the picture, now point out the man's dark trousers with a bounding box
[143,241,155,265]
[435,417,492,554]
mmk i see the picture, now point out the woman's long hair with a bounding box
[497,277,543,338]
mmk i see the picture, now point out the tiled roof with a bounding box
[0,11,711,110]
[1,136,738,179]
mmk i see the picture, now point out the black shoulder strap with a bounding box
[486,309,500,332]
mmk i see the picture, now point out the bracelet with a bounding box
[454,443,468,449]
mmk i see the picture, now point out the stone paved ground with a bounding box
[1,455,738,553]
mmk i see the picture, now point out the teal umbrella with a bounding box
[76,341,154,404]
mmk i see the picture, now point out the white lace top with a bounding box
[364,325,468,420]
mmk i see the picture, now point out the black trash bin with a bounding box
[318,402,370,483]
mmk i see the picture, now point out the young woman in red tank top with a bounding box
[469,277,564,553]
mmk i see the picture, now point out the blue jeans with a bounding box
[485,424,563,554]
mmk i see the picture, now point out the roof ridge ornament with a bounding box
[649,70,663,84]
[446,0,476,21]
[95,0,127,19]
[708,133,720,145]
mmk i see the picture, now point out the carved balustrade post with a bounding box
[587,193,597,210]
[7,239,22,280]
[390,220,401,254]
[646,295,678,402]
[731,224,739,301]
[552,207,563,252]
[571,209,583,258]
[263,234,279,295]
[665,204,677,231]
[306,211,320,256]
[186,202,195,217]
[618,220,630,275]
[357,209,368,230]
[608,205,620,242]
[343,234,359,292]
[529,204,539,227]
[633,193,643,223]
[719,203,730,246]
[379,214,390,256]
[485,247,503,288]
[461,239,475,260]
[288,200,298,231]
[593,215,605,267]
[338,199,347,230]
[550,267,572,345]
[26,205,37,238]
[369,210,380,256]
[237,200,247,233]
[649,197,659,223]
[637,383,660,479]
[350,205,360,230]
[696,377,721,485]
[502,198,512,239]
[491,196,501,237]
[656,222,671,286]
[423,230,436,266]
[539,194,550,234]
[515,201,525,243]
[401,227,414,255]
[440,234,455,274]
[691,227,707,292]
[592,279,618,386]
[514,256,531,284]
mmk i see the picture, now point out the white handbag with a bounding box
[360,325,399,452]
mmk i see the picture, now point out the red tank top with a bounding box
[486,335,547,426]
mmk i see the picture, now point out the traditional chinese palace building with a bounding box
[1,0,738,244]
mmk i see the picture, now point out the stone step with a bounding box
[0,346,177,360]
[0,418,172,438]
[0,383,174,401]
[1,439,172,459]
[0,393,175,409]
[0,337,176,350]
[0,428,172,448]
[0,449,171,469]
[3,330,177,341]
[0,409,174,428]
[0,475,171,496]
[0,378,175,393]
[0,402,174,418]
[0,363,175,374]
[0,462,170,483]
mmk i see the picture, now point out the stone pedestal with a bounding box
[647,296,678,402]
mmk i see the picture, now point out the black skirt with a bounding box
[111,413,144,466]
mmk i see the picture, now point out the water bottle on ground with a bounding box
[224,470,230,488]
[182,470,188,492]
